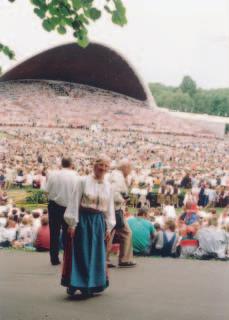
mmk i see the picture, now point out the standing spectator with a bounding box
[15,169,25,189]
[198,183,208,207]
[108,159,136,268]
[180,172,192,189]
[45,157,78,265]
[0,170,5,189]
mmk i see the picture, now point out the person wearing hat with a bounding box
[62,155,116,297]
[108,159,136,268]
[45,157,78,265]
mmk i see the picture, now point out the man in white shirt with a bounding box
[195,217,227,260]
[45,157,78,265]
[108,159,136,268]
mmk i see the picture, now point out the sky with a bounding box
[0,0,229,89]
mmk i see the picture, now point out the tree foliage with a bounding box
[149,77,229,117]
[0,43,15,74]
[180,75,197,97]
[0,0,127,73]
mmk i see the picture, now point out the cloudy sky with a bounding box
[0,0,229,88]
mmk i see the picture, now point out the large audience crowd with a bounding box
[1,126,229,260]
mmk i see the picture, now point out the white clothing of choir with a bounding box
[64,175,116,231]
[44,168,78,207]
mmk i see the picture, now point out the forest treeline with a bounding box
[149,76,229,117]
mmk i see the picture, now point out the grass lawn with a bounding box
[6,188,225,214]
[7,187,48,211]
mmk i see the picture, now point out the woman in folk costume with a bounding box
[62,155,116,297]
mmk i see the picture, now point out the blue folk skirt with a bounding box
[61,208,108,294]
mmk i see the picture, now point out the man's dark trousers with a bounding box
[48,200,68,264]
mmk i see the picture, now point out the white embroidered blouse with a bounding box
[64,175,116,231]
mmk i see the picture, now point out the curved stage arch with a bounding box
[0,43,155,106]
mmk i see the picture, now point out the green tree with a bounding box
[149,81,229,117]
[0,0,127,74]
[209,94,229,116]
[166,89,194,112]
[180,75,197,97]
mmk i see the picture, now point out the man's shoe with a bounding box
[51,259,61,266]
[108,262,116,268]
[118,262,136,268]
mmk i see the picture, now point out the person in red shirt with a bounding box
[35,215,50,252]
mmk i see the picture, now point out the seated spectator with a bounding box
[194,217,228,260]
[124,206,132,220]
[162,200,176,220]
[152,219,179,257]
[178,201,200,234]
[209,208,217,218]
[218,208,229,227]
[0,211,7,228]
[128,207,155,256]
[13,216,34,248]
[197,207,209,219]
[154,208,165,228]
[35,215,50,252]
[151,223,163,255]
[225,223,229,258]
[0,191,8,205]
[32,211,41,240]
[179,233,198,258]
[178,201,200,258]
[43,208,48,215]
[0,218,17,248]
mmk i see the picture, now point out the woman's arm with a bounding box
[105,188,116,232]
[64,177,84,228]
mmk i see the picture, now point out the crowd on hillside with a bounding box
[1,127,229,260]
[0,126,229,205]
[0,81,218,136]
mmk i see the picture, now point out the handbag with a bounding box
[115,209,125,229]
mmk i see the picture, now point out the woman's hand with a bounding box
[68,227,75,239]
